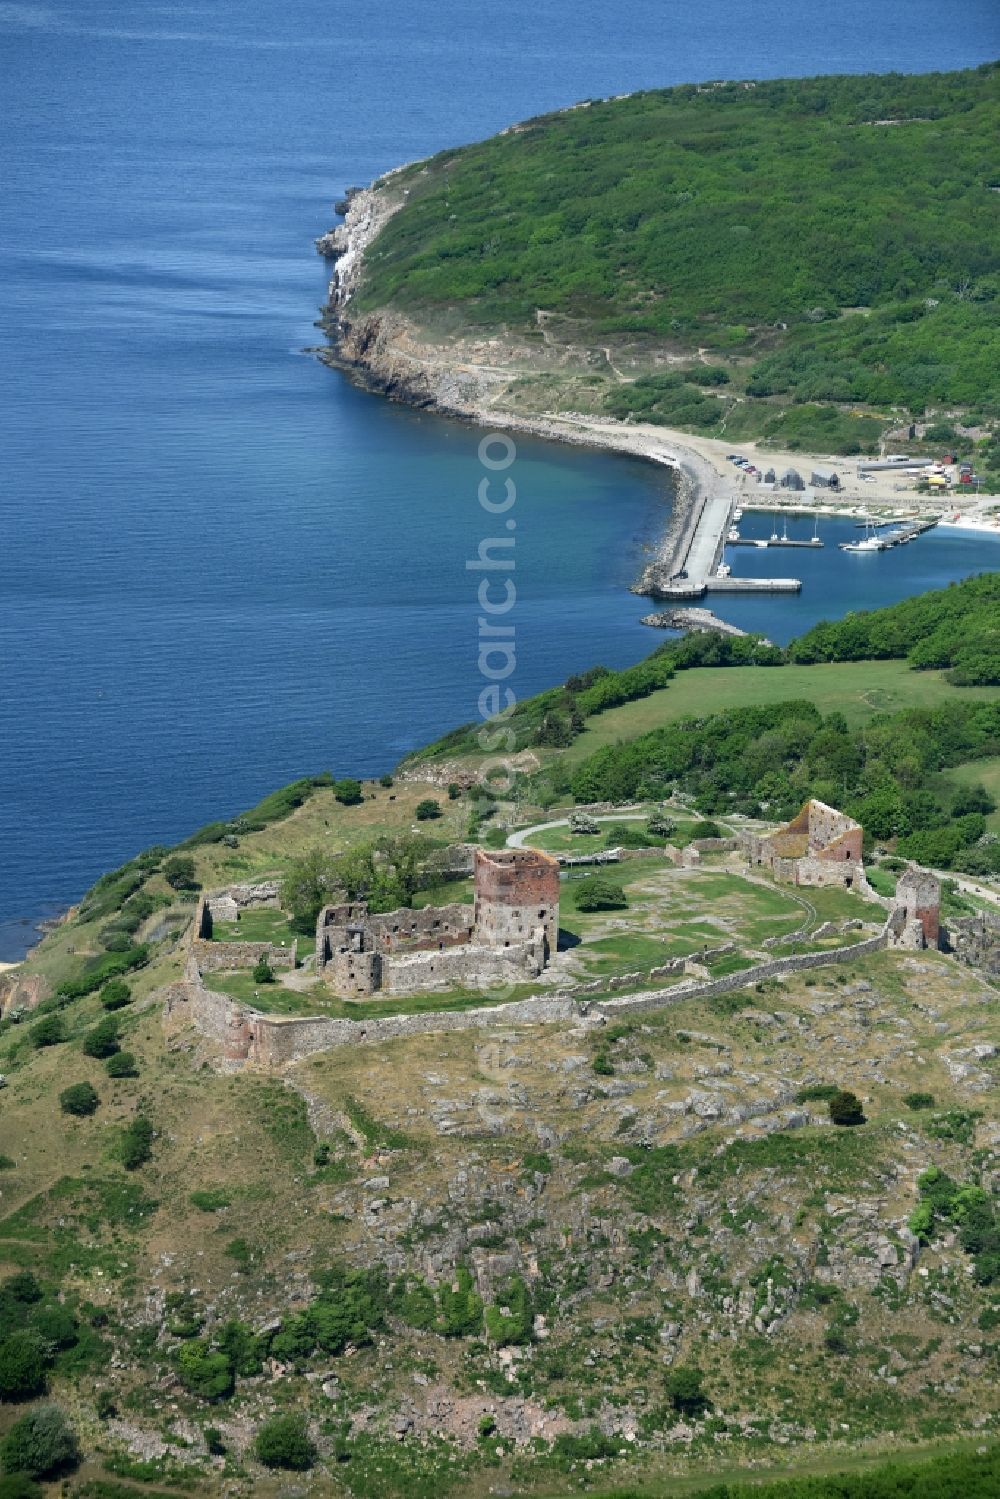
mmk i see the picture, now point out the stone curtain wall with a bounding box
[167,923,891,1069]
[596,925,891,1019]
[380,940,543,996]
[191,938,296,973]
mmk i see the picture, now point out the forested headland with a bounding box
[352,66,1000,461]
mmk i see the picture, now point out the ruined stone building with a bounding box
[740,798,866,889]
[315,847,561,998]
[888,865,941,950]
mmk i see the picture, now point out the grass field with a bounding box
[948,756,1000,832]
[208,907,300,947]
[555,863,877,983]
[562,662,995,765]
[205,970,544,1020]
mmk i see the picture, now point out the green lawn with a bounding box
[208,907,300,948]
[563,662,995,766]
[866,866,899,898]
[205,973,320,1016]
[947,756,1000,832]
[205,971,546,1020]
[412,878,474,908]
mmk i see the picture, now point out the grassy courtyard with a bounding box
[557,862,880,986]
[207,906,301,948]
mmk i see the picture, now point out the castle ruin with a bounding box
[888,864,941,949]
[740,798,866,890]
[315,846,561,998]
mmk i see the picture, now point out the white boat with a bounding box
[732,508,743,521]
[727,526,740,542]
[754,539,769,548]
[840,515,881,553]
[716,563,731,578]
[840,535,882,553]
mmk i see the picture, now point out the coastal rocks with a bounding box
[0,969,50,1018]
[640,606,755,639]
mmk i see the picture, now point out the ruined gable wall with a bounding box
[369,902,475,953]
[805,802,863,862]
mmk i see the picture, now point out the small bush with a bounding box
[99,979,132,1011]
[334,778,364,806]
[254,1412,316,1471]
[828,1089,865,1127]
[59,1083,99,1117]
[0,1331,48,1401]
[0,1405,78,1478]
[118,1116,154,1170]
[29,1014,65,1050]
[224,1238,252,1270]
[163,855,199,890]
[176,1341,233,1401]
[415,799,442,821]
[666,1363,709,1416]
[189,1189,231,1213]
[904,1090,936,1110]
[926,1107,980,1144]
[95,1391,116,1420]
[252,956,274,985]
[485,1276,533,1347]
[378,773,394,788]
[574,876,628,912]
[795,1083,840,1104]
[82,1016,120,1059]
[105,1051,138,1078]
[0,1476,42,1498]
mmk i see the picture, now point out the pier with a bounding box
[639,474,802,601]
[727,537,822,549]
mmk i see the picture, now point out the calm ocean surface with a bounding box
[2,1,999,957]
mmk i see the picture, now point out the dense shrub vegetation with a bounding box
[360,67,999,425]
[411,579,1000,875]
[790,572,1000,684]
[566,694,1000,873]
[0,1406,78,1479]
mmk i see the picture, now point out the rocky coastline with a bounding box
[313,176,698,581]
[311,172,954,596]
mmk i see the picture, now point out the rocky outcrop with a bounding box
[0,969,50,1018]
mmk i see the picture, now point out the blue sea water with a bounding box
[1,1,999,958]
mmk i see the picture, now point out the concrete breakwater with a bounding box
[640,607,760,638]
